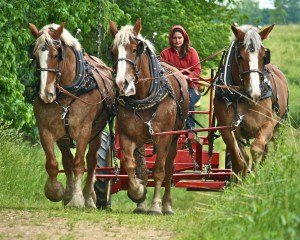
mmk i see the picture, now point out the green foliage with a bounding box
[178,126,300,240]
[263,25,300,127]
[234,0,300,25]
[0,123,52,208]
[274,0,300,24]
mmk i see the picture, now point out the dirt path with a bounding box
[0,210,173,240]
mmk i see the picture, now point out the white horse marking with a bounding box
[249,51,261,99]
[39,49,49,99]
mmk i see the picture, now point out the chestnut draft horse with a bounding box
[28,23,115,208]
[214,24,288,176]
[109,19,189,214]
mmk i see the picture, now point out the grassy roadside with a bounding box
[1,123,299,239]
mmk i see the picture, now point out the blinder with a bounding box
[27,40,65,61]
[136,41,145,56]
[58,46,65,61]
[52,39,65,61]
[106,46,113,61]
[264,48,271,65]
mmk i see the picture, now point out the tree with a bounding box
[273,0,300,24]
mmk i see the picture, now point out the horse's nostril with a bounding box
[46,92,55,101]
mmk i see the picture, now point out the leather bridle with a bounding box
[36,39,65,83]
[112,39,145,80]
[234,41,265,86]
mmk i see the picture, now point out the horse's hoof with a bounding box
[85,198,97,209]
[127,187,147,204]
[133,207,147,214]
[66,200,85,208]
[147,209,163,215]
[163,210,175,215]
[133,201,147,214]
[66,194,85,208]
[44,180,64,202]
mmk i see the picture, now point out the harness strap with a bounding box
[55,99,76,147]
[84,53,115,113]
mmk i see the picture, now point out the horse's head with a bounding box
[231,24,274,101]
[29,23,66,103]
[109,18,153,96]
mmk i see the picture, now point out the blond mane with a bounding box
[112,25,155,53]
[34,23,82,53]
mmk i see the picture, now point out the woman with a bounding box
[160,25,201,129]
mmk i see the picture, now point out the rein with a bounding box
[137,47,226,83]
[56,83,110,106]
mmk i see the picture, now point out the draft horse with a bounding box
[109,18,189,214]
[214,24,288,175]
[29,23,115,208]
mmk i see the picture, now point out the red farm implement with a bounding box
[93,73,233,208]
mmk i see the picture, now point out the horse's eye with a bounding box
[238,55,243,60]
[133,49,137,53]
[41,45,48,51]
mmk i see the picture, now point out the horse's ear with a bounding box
[52,22,65,40]
[231,24,245,41]
[259,23,275,40]
[29,23,41,38]
[109,21,118,38]
[133,18,142,35]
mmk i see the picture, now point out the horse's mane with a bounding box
[112,25,155,53]
[231,25,262,51]
[34,23,82,52]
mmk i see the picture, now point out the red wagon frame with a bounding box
[92,74,233,206]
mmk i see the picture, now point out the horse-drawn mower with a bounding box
[94,74,233,209]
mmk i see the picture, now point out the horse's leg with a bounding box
[121,136,146,203]
[162,137,178,215]
[251,121,276,171]
[148,135,173,215]
[238,142,250,175]
[57,140,74,205]
[66,138,87,208]
[40,133,64,202]
[133,146,148,214]
[220,129,247,177]
[83,135,101,208]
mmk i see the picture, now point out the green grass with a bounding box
[264,25,300,86]
[0,124,299,239]
[263,24,300,127]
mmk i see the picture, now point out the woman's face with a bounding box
[172,31,184,49]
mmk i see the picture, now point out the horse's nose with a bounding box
[251,93,260,103]
[116,78,125,91]
[46,92,55,103]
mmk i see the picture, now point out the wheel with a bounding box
[94,131,112,209]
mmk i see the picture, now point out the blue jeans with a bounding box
[188,88,201,128]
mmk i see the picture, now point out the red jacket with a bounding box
[160,25,201,88]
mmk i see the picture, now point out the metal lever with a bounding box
[75,28,81,38]
[151,32,158,43]
[61,106,70,120]
[232,114,245,128]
